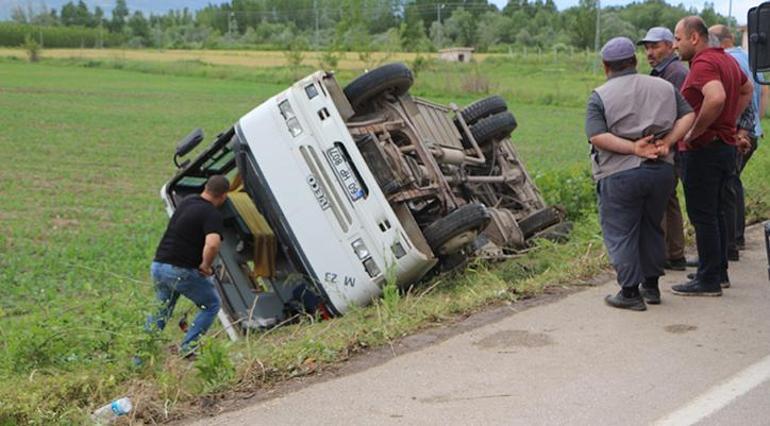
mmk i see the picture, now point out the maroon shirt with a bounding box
[679,47,747,151]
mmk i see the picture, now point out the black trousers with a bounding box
[598,162,675,288]
[682,141,737,286]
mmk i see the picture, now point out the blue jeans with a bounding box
[147,261,221,351]
[681,141,736,286]
[598,162,674,288]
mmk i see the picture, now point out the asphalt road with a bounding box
[192,224,770,426]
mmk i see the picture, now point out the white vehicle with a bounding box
[161,63,567,335]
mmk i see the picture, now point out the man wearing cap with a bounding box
[710,24,767,256]
[671,16,753,297]
[585,37,694,311]
[638,26,690,272]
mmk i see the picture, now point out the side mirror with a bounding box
[176,128,204,157]
[749,2,770,85]
[174,128,204,168]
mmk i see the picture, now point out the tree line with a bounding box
[4,0,733,51]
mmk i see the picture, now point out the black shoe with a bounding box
[664,258,687,271]
[639,286,661,305]
[736,240,746,251]
[605,291,647,311]
[727,249,739,262]
[686,273,730,289]
[685,258,699,267]
[671,280,722,297]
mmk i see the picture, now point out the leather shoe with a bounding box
[605,291,646,311]
[664,258,687,271]
[727,249,739,262]
[671,280,722,297]
[639,286,661,305]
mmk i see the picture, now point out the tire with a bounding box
[423,203,492,255]
[343,63,414,110]
[458,95,508,126]
[469,111,518,146]
[518,207,563,239]
[533,221,573,243]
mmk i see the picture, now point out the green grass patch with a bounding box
[1,56,769,423]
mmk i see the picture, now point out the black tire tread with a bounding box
[518,207,563,238]
[459,95,508,126]
[423,203,492,253]
[343,63,414,110]
[469,111,518,146]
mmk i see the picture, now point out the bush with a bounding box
[534,165,596,220]
[22,34,40,62]
[0,23,125,48]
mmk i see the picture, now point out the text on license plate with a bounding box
[327,146,365,201]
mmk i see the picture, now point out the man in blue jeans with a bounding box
[147,175,229,355]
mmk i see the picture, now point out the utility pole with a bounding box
[228,11,234,39]
[437,3,445,47]
[592,0,601,74]
[314,0,319,48]
[728,0,733,27]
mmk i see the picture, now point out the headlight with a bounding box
[351,238,370,260]
[278,100,295,119]
[363,257,381,277]
[286,117,303,137]
[391,242,406,259]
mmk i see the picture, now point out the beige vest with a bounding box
[592,73,677,180]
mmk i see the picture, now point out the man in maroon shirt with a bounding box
[672,16,753,296]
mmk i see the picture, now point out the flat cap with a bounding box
[601,37,636,62]
[637,27,675,45]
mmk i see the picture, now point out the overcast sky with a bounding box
[0,0,756,25]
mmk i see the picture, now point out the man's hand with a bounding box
[198,263,213,276]
[655,139,670,157]
[736,130,752,155]
[632,135,658,159]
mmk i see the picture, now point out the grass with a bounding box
[1,52,769,423]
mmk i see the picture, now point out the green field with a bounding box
[1,54,768,423]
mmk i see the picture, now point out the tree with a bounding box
[60,2,77,26]
[565,0,597,50]
[444,7,477,47]
[128,11,151,42]
[400,3,428,51]
[110,0,129,33]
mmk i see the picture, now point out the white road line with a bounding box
[654,354,770,426]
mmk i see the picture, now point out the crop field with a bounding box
[1,52,768,423]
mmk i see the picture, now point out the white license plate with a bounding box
[327,146,365,201]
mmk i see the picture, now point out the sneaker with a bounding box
[736,240,746,251]
[671,280,722,297]
[639,286,661,305]
[664,258,687,271]
[688,273,731,288]
[605,291,647,311]
[685,258,699,268]
[727,249,739,262]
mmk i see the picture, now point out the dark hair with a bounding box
[603,56,637,73]
[204,175,230,196]
[683,16,708,39]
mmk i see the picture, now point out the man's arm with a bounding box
[684,80,725,146]
[199,233,222,276]
[656,112,696,156]
[590,133,657,158]
[735,78,754,124]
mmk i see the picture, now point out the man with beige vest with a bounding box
[585,37,695,310]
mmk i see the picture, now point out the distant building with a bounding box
[438,47,474,63]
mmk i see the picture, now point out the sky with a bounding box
[0,0,756,25]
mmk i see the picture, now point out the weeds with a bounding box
[194,338,236,394]
[22,34,40,62]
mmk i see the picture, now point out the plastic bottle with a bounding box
[91,397,132,424]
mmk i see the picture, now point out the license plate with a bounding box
[326,146,365,201]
